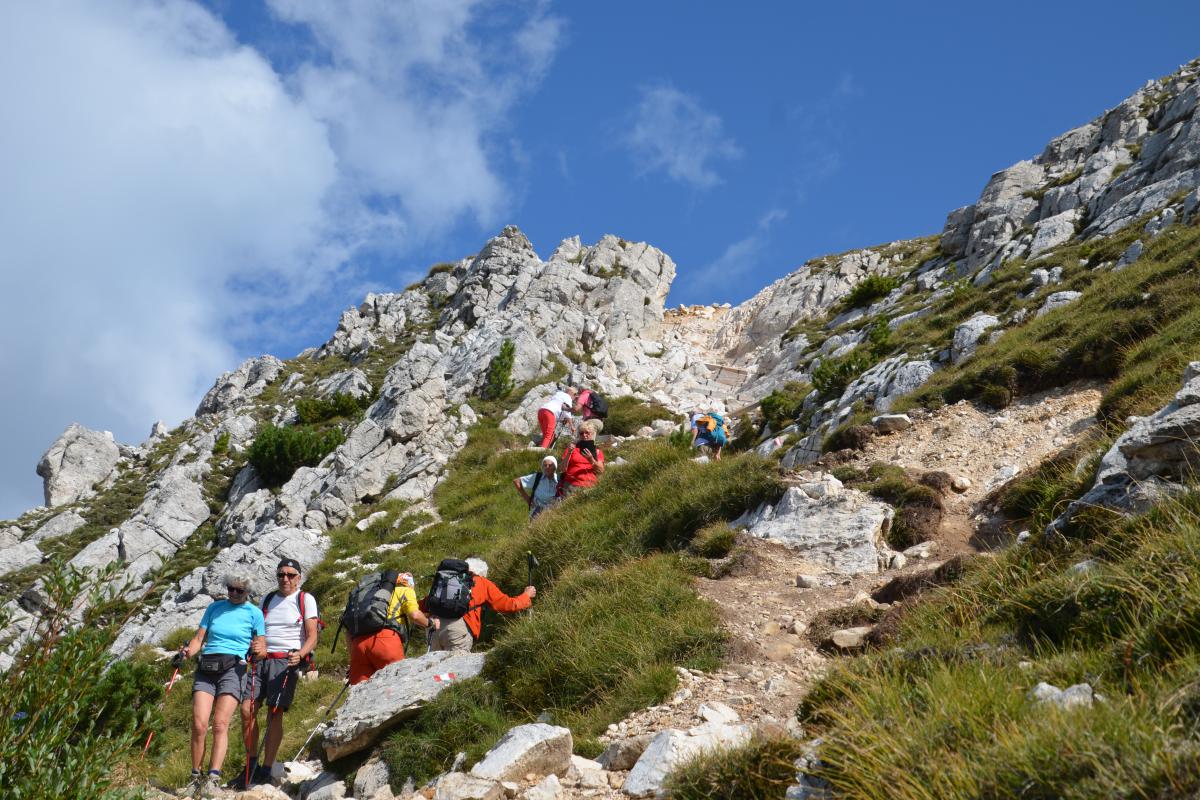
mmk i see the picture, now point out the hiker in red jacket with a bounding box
[422,557,534,652]
[558,418,605,496]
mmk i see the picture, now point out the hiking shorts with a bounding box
[252,658,301,711]
[428,617,474,654]
[348,629,405,685]
[192,658,248,700]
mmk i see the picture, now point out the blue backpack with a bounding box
[696,413,729,446]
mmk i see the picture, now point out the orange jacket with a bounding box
[421,575,531,639]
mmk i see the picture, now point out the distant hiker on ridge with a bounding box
[513,455,560,519]
[536,386,576,448]
[422,557,534,652]
[174,571,265,799]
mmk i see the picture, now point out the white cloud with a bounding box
[0,0,561,517]
[691,209,788,289]
[624,84,741,189]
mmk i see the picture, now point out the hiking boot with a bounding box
[180,773,203,799]
[251,764,274,786]
[200,772,221,799]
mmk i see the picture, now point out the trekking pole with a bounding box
[139,664,182,758]
[244,655,258,789]
[290,678,351,763]
[525,551,539,618]
[257,653,298,767]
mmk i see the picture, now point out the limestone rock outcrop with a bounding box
[36,423,120,507]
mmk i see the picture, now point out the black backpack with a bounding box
[331,571,407,649]
[424,559,475,620]
[586,391,609,419]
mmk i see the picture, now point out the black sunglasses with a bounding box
[226,586,248,594]
[276,572,300,579]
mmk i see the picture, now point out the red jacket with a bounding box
[421,575,531,639]
[560,443,604,489]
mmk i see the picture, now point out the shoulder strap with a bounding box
[529,472,543,508]
[261,591,278,620]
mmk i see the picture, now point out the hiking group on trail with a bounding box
[163,385,729,797]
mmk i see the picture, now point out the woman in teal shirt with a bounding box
[175,570,266,798]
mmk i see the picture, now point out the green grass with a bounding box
[796,490,1200,799]
[843,463,944,550]
[666,736,806,800]
[891,217,1200,424]
[603,396,677,437]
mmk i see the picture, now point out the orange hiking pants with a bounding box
[348,629,405,685]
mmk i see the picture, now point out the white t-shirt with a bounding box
[262,591,318,652]
[539,391,573,418]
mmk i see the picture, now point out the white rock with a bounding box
[299,771,346,800]
[434,772,504,800]
[795,574,821,589]
[1036,291,1082,317]
[470,723,573,782]
[951,314,1001,364]
[697,701,739,725]
[830,627,873,650]
[354,758,390,799]
[324,652,486,760]
[623,723,753,797]
[36,423,121,507]
[871,414,911,433]
[356,511,389,531]
[596,734,653,771]
[521,774,562,800]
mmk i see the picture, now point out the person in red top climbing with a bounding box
[422,557,534,652]
[558,418,605,496]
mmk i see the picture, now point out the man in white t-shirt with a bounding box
[237,558,320,788]
[536,387,577,448]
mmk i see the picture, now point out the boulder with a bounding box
[28,509,87,543]
[871,414,911,433]
[1036,291,1082,317]
[1028,210,1079,257]
[470,723,573,782]
[1114,240,1144,269]
[0,535,42,576]
[354,758,390,799]
[522,774,563,800]
[623,722,753,797]
[697,701,739,725]
[830,626,873,650]
[951,314,1000,364]
[1029,682,1098,710]
[299,771,346,800]
[323,651,486,760]
[433,772,504,800]
[36,423,120,507]
[734,485,893,575]
[596,734,654,771]
[315,368,372,399]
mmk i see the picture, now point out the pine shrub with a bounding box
[481,339,516,400]
[247,424,345,486]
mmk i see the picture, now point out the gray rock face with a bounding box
[734,480,892,575]
[323,651,486,760]
[0,529,41,576]
[196,355,284,416]
[951,314,1001,364]
[315,368,372,400]
[1028,210,1079,257]
[432,772,503,800]
[1048,362,1200,535]
[623,722,753,797]
[36,423,120,507]
[596,734,654,771]
[1115,240,1144,269]
[353,759,390,799]
[469,723,573,782]
[27,509,86,543]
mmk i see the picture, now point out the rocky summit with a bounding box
[5,57,1200,800]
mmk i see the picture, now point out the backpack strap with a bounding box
[528,472,543,509]
[261,591,278,621]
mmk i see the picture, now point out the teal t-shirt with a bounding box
[199,599,265,656]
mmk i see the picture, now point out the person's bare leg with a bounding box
[209,693,239,772]
[190,691,214,771]
[241,698,259,761]
[262,711,285,766]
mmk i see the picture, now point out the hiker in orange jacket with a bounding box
[422,557,534,652]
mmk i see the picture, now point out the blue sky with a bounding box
[1,0,1198,518]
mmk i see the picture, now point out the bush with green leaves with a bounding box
[841,274,899,311]
[811,351,871,401]
[247,423,345,486]
[295,392,371,425]
[759,381,811,433]
[0,562,159,799]
[603,396,676,437]
[480,339,516,400]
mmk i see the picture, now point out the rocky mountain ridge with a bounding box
[2,56,1200,799]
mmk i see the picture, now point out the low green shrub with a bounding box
[480,339,516,400]
[812,351,871,401]
[604,396,676,437]
[841,275,900,311]
[0,563,159,798]
[247,424,345,486]
[760,381,811,433]
[295,392,370,425]
[666,736,806,800]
